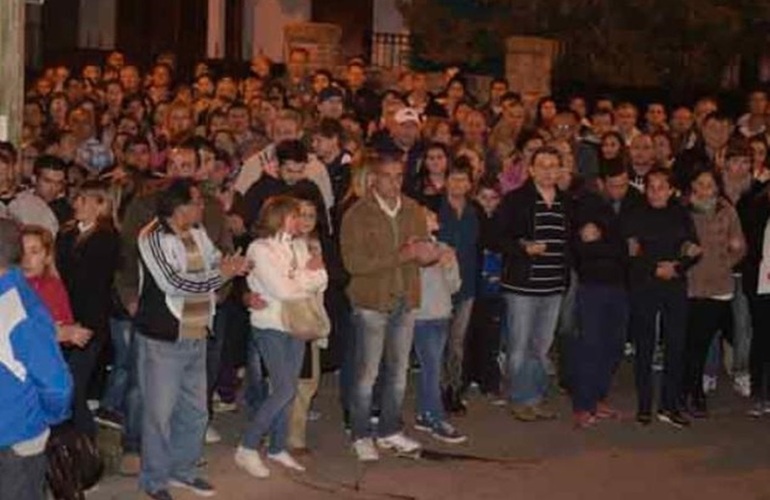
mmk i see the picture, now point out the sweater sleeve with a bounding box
[246,241,327,300]
[138,228,224,297]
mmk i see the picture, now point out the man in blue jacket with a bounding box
[0,218,73,500]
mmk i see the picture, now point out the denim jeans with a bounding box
[413,319,450,422]
[243,335,268,421]
[137,335,208,493]
[571,284,628,412]
[206,304,228,417]
[504,293,563,406]
[350,299,416,440]
[731,274,753,375]
[101,317,134,414]
[123,327,142,453]
[0,448,46,500]
[241,328,305,454]
[442,298,474,392]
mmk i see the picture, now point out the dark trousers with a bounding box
[464,296,504,395]
[630,284,688,414]
[682,299,732,403]
[748,295,770,401]
[571,284,628,412]
[65,336,104,438]
[0,448,46,500]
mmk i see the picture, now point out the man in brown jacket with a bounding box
[341,151,437,461]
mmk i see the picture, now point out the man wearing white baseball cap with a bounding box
[373,107,425,197]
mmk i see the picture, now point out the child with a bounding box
[20,225,92,347]
[465,177,504,399]
[413,209,467,443]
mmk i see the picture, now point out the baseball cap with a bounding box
[394,107,421,125]
[318,86,345,103]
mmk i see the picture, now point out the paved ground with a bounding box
[91,362,770,500]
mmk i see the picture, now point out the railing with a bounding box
[370,32,411,68]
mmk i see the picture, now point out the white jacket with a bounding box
[246,233,328,331]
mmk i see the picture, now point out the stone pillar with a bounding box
[505,36,559,112]
[283,22,342,71]
[0,0,24,144]
[251,0,311,62]
[207,0,226,58]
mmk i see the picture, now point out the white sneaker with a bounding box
[352,438,380,462]
[267,451,306,472]
[376,432,421,454]
[235,446,270,478]
[703,375,718,394]
[205,425,222,444]
[733,373,751,398]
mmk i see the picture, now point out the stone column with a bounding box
[505,36,559,113]
[207,0,226,58]
[0,0,24,144]
[283,22,342,71]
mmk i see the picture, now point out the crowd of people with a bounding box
[3,47,770,500]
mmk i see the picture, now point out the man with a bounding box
[628,134,656,192]
[480,78,510,125]
[69,106,114,173]
[498,146,571,421]
[119,65,142,95]
[669,105,697,154]
[737,88,768,138]
[345,61,379,125]
[311,118,352,223]
[0,219,73,500]
[569,162,638,427]
[373,107,424,195]
[226,102,254,146]
[134,179,248,499]
[437,162,479,415]
[283,48,312,110]
[624,168,700,428]
[673,111,733,190]
[615,102,642,146]
[8,154,69,234]
[317,86,346,121]
[340,152,437,461]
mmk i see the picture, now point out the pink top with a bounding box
[27,275,75,325]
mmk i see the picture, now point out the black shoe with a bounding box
[657,410,690,429]
[689,398,708,419]
[169,477,215,497]
[636,412,653,426]
[451,394,468,416]
[442,387,454,414]
[145,489,174,500]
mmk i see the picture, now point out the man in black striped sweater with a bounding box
[497,146,572,422]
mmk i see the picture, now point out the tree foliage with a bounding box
[398,0,770,88]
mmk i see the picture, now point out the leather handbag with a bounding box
[281,293,331,341]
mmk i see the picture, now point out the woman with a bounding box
[236,195,328,478]
[47,92,70,134]
[750,135,770,182]
[600,131,629,163]
[682,168,745,417]
[535,96,558,139]
[652,131,675,169]
[417,142,450,212]
[498,131,543,194]
[56,180,120,437]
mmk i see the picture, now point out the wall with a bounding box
[78,0,116,49]
[373,0,407,34]
[249,0,311,62]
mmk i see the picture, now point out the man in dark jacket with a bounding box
[569,162,637,427]
[497,146,571,422]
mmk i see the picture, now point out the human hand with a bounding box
[307,254,325,271]
[655,261,678,280]
[628,238,641,257]
[59,324,93,348]
[682,242,702,258]
[523,240,547,256]
[221,250,251,279]
[580,223,601,243]
[243,292,267,310]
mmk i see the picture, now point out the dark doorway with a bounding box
[312,0,373,62]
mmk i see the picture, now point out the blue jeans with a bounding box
[101,317,134,414]
[413,319,450,422]
[243,334,268,421]
[504,293,563,406]
[571,284,628,412]
[137,335,208,493]
[0,448,46,500]
[350,300,416,439]
[241,328,304,454]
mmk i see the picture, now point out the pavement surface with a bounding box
[90,361,770,500]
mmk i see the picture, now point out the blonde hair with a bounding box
[255,195,300,238]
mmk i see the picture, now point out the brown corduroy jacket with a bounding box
[340,193,428,312]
